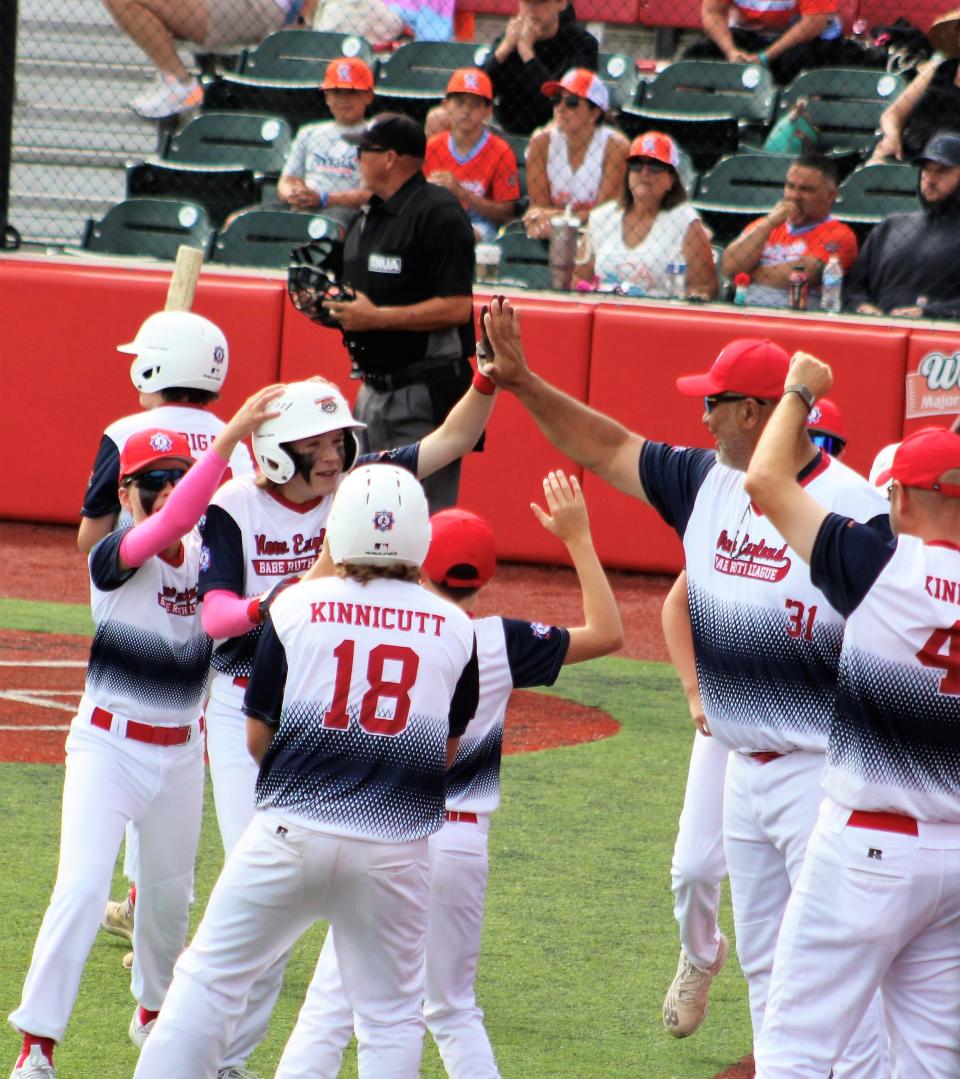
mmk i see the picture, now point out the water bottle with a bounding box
[788,264,808,311]
[666,257,686,299]
[820,248,843,314]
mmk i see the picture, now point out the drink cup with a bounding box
[475,243,501,284]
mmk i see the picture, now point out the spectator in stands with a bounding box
[483,0,599,136]
[683,0,845,85]
[275,57,374,226]
[106,0,318,120]
[846,132,960,319]
[523,69,629,240]
[313,0,454,43]
[425,69,522,242]
[721,153,857,309]
[575,131,717,298]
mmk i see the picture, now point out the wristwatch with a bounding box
[784,383,816,410]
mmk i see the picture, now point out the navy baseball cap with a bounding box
[423,509,497,589]
[343,113,426,158]
[919,133,960,168]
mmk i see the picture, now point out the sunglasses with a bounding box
[357,145,391,156]
[809,432,846,457]
[629,158,671,174]
[703,394,769,413]
[551,94,585,109]
[127,468,188,492]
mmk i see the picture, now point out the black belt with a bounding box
[360,357,465,393]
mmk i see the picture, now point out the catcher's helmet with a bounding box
[119,311,229,394]
[326,464,430,569]
[252,379,365,485]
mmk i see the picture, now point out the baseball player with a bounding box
[8,387,282,1079]
[746,360,960,1077]
[481,298,890,1073]
[133,464,481,1079]
[273,473,623,1079]
[195,368,496,1074]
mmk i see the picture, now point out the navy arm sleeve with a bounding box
[243,618,288,727]
[810,512,897,618]
[448,635,480,738]
[81,435,122,518]
[198,504,246,598]
[88,528,138,592]
[502,617,570,688]
[639,441,717,538]
[358,443,421,474]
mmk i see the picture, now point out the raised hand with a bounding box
[530,470,589,546]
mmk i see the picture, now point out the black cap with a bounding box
[920,132,960,167]
[343,112,426,158]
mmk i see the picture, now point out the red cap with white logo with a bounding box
[806,397,847,441]
[627,131,680,169]
[320,56,374,91]
[446,67,494,100]
[119,429,193,482]
[541,68,609,111]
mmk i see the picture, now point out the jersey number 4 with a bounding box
[916,621,960,696]
[322,640,420,735]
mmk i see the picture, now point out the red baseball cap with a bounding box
[541,68,609,111]
[676,339,790,400]
[423,509,497,589]
[320,56,374,91]
[628,131,680,169]
[806,397,847,441]
[119,429,193,482]
[888,427,960,496]
[446,67,493,100]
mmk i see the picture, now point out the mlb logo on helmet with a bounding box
[150,432,174,453]
[373,510,395,532]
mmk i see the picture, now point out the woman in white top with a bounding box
[523,68,629,240]
[576,130,718,299]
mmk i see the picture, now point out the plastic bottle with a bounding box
[666,257,686,299]
[733,273,750,306]
[820,246,843,314]
[788,264,808,311]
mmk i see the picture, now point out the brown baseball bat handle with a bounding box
[164,245,204,312]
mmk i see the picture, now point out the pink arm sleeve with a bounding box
[202,589,258,639]
[118,448,228,568]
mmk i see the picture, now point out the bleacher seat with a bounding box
[202,73,326,133]
[494,230,550,289]
[374,41,492,122]
[80,199,215,260]
[834,162,918,235]
[598,52,639,111]
[240,29,376,81]
[213,208,344,268]
[501,133,529,198]
[126,162,258,230]
[692,152,791,243]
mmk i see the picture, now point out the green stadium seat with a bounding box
[598,52,639,110]
[125,162,258,229]
[163,112,293,175]
[240,29,375,81]
[374,41,493,122]
[494,230,550,289]
[202,73,326,133]
[834,162,918,240]
[213,209,344,268]
[80,199,215,260]
[692,152,791,243]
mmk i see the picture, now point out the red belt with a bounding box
[444,810,478,824]
[748,751,784,765]
[91,707,201,747]
[233,676,250,688]
[848,810,919,836]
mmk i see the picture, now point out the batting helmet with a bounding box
[326,464,430,569]
[118,311,229,394]
[252,380,365,485]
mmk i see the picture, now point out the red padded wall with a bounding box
[902,327,960,437]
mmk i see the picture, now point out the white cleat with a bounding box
[217,1069,263,1079]
[9,1046,56,1078]
[129,1010,156,1050]
[662,932,729,1038]
[131,74,203,120]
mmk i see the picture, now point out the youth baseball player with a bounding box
[195,370,496,1074]
[8,388,281,1079]
[133,464,481,1079]
[746,360,960,1077]
[481,298,889,1074]
[274,473,623,1079]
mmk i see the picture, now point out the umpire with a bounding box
[324,112,476,511]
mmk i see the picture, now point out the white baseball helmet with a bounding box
[326,464,431,568]
[252,379,366,484]
[118,311,229,394]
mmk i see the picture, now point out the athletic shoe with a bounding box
[662,932,728,1038]
[128,1009,156,1050]
[217,1068,263,1079]
[9,1045,56,1078]
[122,950,134,971]
[102,894,134,942]
[131,74,203,120]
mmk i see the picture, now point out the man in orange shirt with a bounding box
[425,68,522,242]
[722,153,857,310]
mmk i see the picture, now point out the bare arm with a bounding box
[323,292,473,334]
[872,59,937,161]
[701,0,748,61]
[721,204,789,278]
[524,130,551,211]
[752,254,825,288]
[764,13,830,60]
[416,377,497,480]
[594,134,629,211]
[683,219,718,299]
[744,352,833,564]
[530,470,623,664]
[78,514,115,555]
[446,737,461,769]
[246,716,274,764]
[278,174,371,211]
[661,571,709,735]
[483,298,649,500]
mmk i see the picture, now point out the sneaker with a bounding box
[102,894,134,942]
[217,1069,262,1079]
[122,950,134,971]
[131,74,203,120]
[128,1009,156,1050]
[10,1045,56,1078]
[662,932,728,1038]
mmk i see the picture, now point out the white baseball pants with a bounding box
[755,799,960,1078]
[723,750,888,1078]
[670,731,729,969]
[276,817,502,1079]
[133,813,431,1079]
[9,719,203,1040]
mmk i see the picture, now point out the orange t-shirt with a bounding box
[747,216,858,270]
[730,0,836,33]
[424,131,521,207]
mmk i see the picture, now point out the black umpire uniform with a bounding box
[341,114,476,512]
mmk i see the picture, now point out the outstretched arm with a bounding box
[483,297,649,501]
[661,571,709,735]
[531,470,623,664]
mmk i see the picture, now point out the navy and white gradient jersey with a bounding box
[83,528,211,726]
[641,443,887,753]
[199,445,420,677]
[81,406,254,519]
[812,516,960,822]
[243,575,479,842]
[446,614,570,815]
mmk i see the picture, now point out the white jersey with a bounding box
[640,444,888,754]
[81,405,254,520]
[83,528,211,726]
[244,575,478,842]
[811,520,960,822]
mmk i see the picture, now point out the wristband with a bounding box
[758,49,769,66]
[246,596,265,626]
[784,383,816,410]
[473,369,497,396]
[319,191,329,209]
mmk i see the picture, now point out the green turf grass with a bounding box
[0,598,93,637]
[0,656,752,1077]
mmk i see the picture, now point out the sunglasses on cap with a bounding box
[703,394,770,413]
[551,93,585,109]
[125,468,188,492]
[628,158,672,174]
[809,432,846,457]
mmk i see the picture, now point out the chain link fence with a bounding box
[3,0,956,314]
